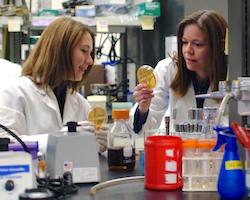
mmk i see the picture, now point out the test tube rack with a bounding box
[182,138,223,191]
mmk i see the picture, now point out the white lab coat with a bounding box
[0,76,91,151]
[0,59,21,91]
[130,57,227,134]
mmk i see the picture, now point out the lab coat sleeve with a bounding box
[130,58,176,134]
[0,84,27,137]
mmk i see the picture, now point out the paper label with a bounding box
[123,146,132,157]
[113,138,130,147]
[96,20,109,32]
[8,17,22,32]
[165,161,177,172]
[164,173,177,184]
[63,161,73,172]
[0,165,30,176]
[165,149,174,157]
[73,167,98,183]
[140,17,154,30]
[225,160,243,170]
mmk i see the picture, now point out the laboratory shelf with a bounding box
[31,15,141,27]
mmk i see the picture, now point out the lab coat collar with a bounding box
[28,78,62,126]
[26,77,80,126]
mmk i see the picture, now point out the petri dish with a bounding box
[137,65,156,89]
[88,106,107,129]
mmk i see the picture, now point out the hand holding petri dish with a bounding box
[88,106,107,130]
[137,65,156,89]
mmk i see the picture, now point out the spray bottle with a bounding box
[213,126,246,199]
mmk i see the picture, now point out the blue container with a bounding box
[139,150,144,175]
[213,126,246,199]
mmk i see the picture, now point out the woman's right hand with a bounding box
[133,83,154,114]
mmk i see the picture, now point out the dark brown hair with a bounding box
[22,17,95,92]
[171,10,228,96]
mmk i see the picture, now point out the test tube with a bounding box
[182,139,197,175]
[203,107,218,136]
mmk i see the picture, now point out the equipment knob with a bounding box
[5,180,15,191]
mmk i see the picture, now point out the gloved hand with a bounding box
[95,125,109,153]
[77,121,108,153]
[77,121,95,132]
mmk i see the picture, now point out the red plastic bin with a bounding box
[144,135,183,190]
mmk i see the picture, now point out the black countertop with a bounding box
[62,155,246,200]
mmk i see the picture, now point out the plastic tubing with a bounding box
[89,176,144,195]
[215,93,234,125]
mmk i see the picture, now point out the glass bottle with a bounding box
[108,109,135,171]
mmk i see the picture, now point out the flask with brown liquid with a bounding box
[108,109,135,171]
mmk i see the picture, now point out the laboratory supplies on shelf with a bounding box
[108,109,135,171]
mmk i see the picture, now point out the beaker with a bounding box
[182,139,197,176]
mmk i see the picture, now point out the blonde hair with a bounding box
[22,17,95,92]
[171,10,228,96]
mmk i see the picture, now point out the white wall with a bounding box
[184,0,228,21]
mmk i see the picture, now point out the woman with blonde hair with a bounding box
[0,17,107,153]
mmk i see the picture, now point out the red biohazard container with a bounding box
[144,135,183,190]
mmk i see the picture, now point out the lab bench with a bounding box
[63,155,248,200]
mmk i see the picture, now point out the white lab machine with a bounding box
[0,151,35,200]
[46,127,101,183]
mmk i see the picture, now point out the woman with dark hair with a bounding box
[0,17,107,153]
[132,10,228,133]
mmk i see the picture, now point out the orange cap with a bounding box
[197,139,213,149]
[182,139,197,148]
[112,109,129,119]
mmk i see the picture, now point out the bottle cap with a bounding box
[112,109,129,119]
[66,121,77,132]
[182,139,197,148]
[197,139,213,149]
